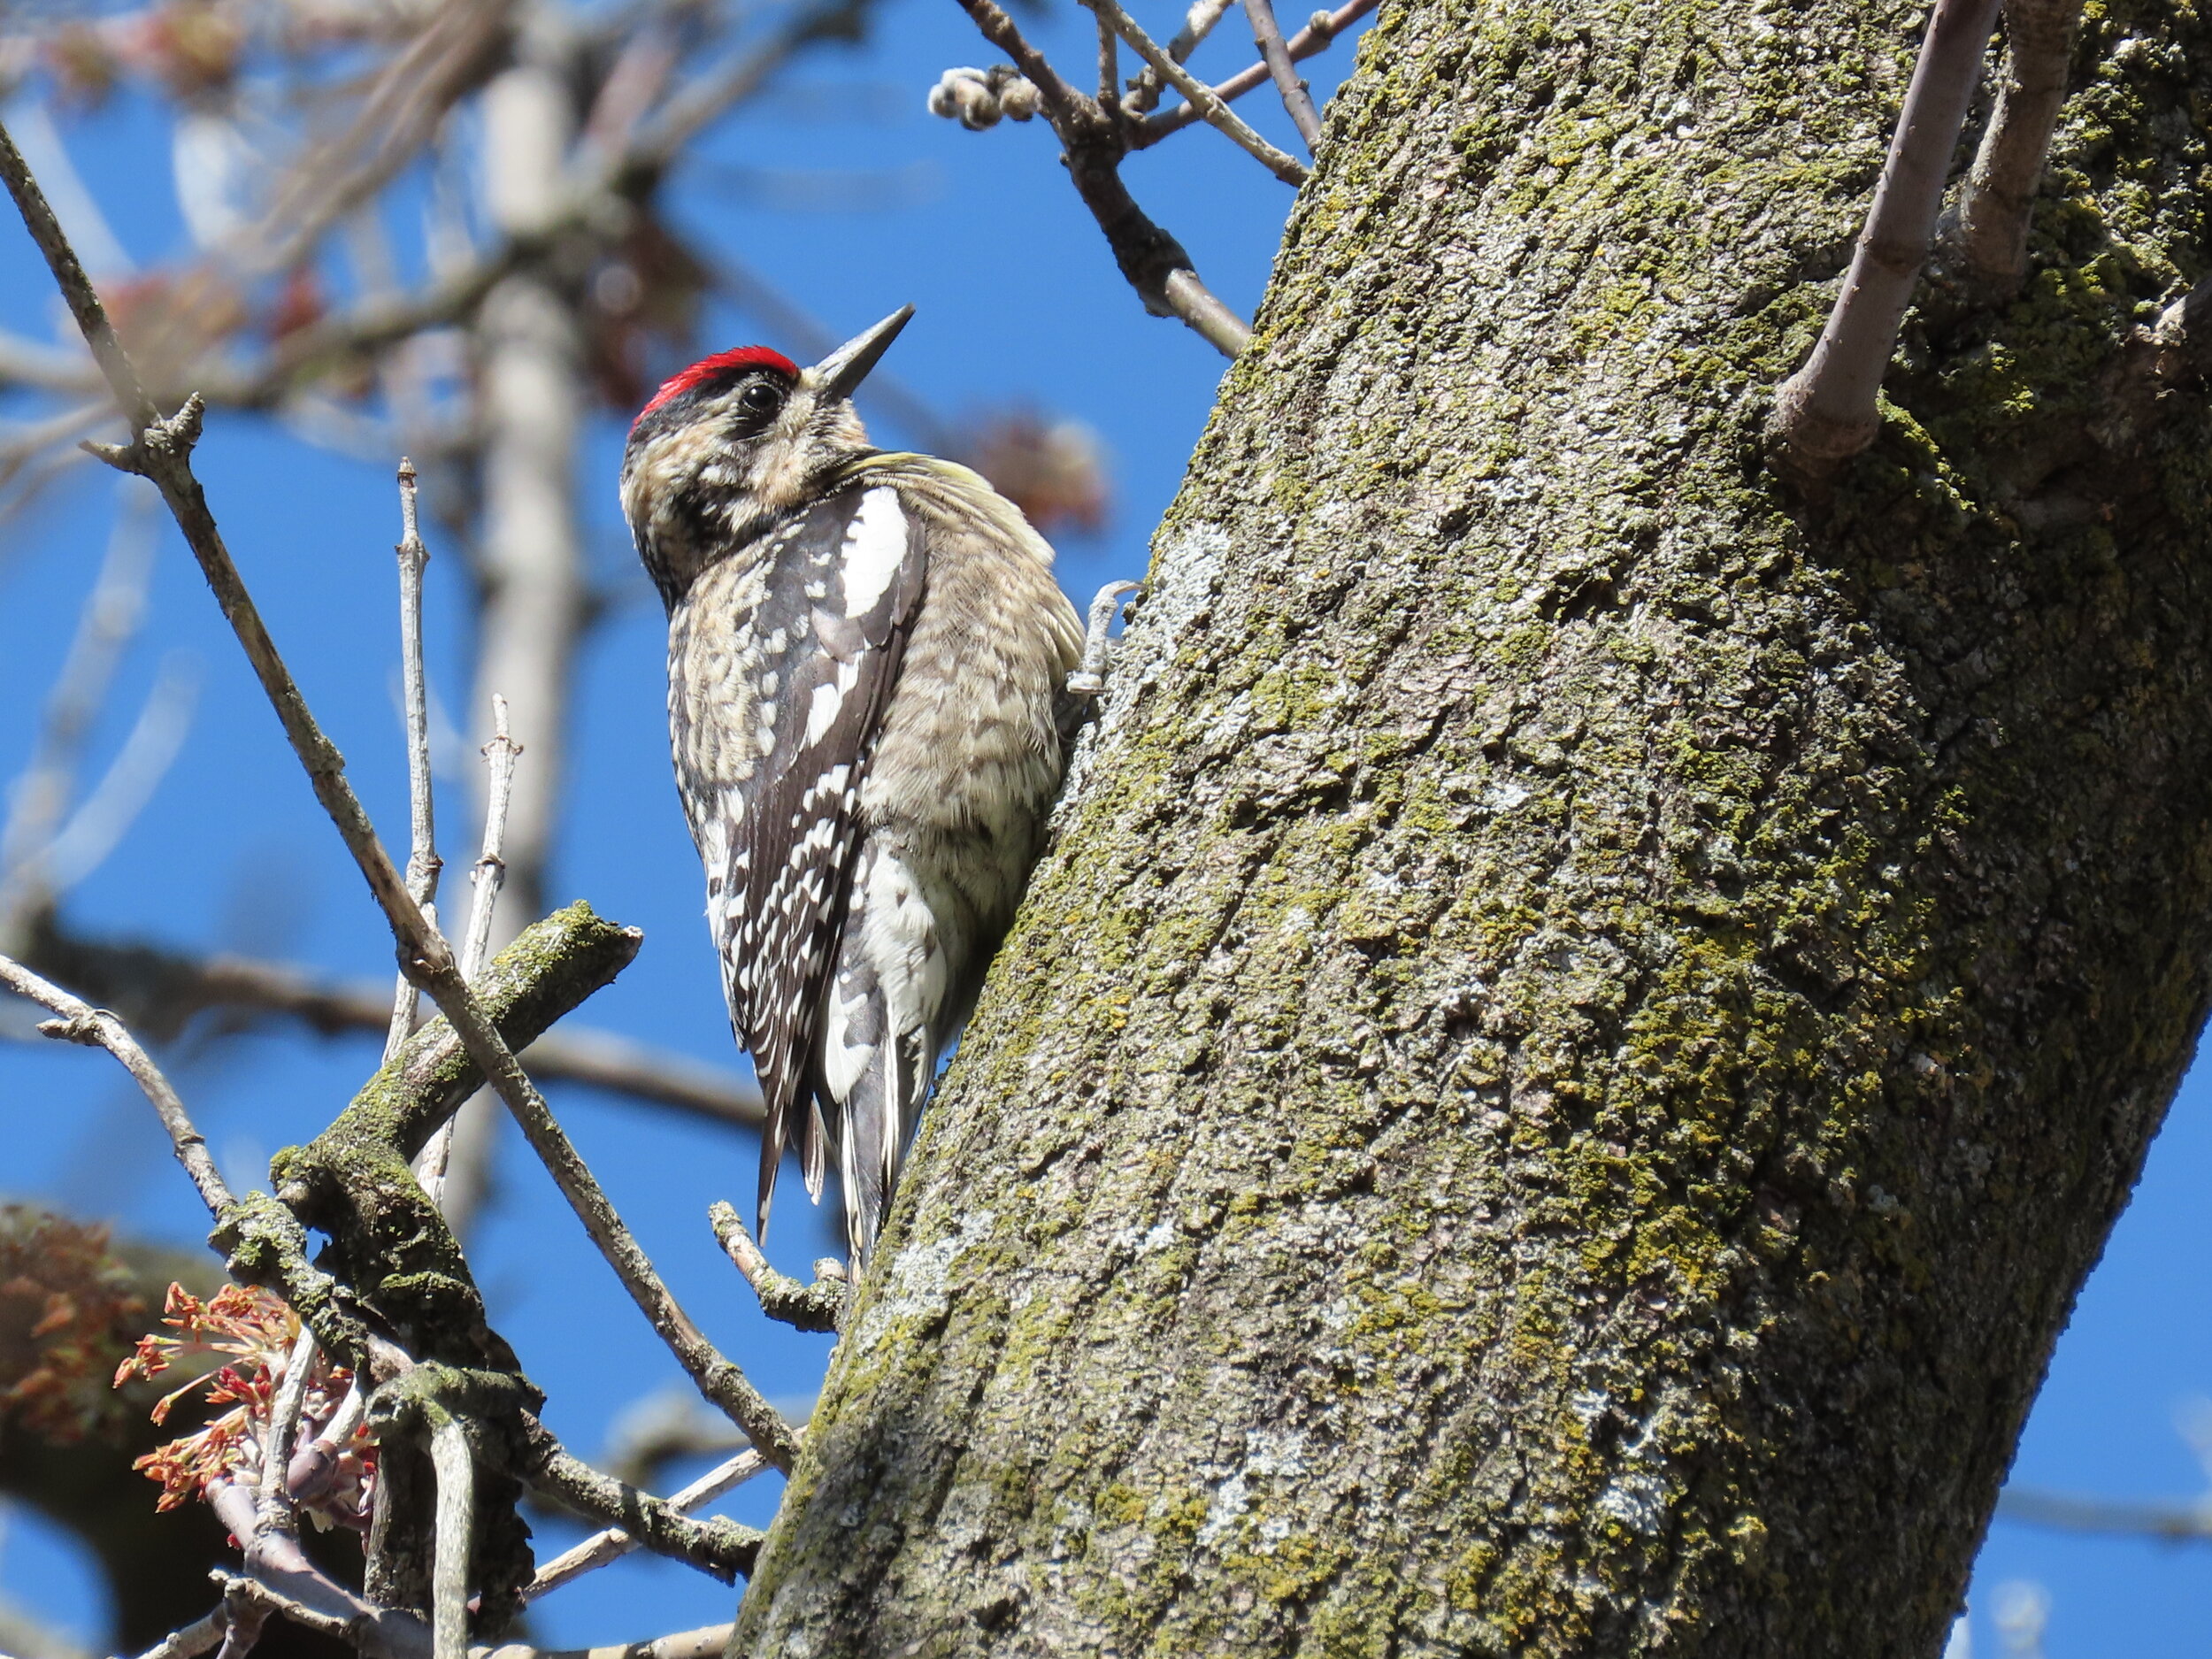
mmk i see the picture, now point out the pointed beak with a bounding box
[808,304,914,403]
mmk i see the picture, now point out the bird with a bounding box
[619,306,1085,1267]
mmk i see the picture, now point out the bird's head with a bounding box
[620,304,913,608]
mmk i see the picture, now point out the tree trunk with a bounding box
[736,0,2212,1650]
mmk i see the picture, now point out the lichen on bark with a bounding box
[735,0,2212,1652]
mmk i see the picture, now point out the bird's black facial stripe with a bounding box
[626,367,792,454]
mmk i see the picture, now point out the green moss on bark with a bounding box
[736,0,2212,1653]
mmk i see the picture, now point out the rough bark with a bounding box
[738,0,2212,1653]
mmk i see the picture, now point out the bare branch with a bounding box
[206,1481,429,1659]
[242,0,518,281]
[946,0,1256,357]
[1162,270,1256,357]
[1770,0,2003,478]
[477,1626,734,1659]
[260,1329,322,1526]
[428,1413,474,1659]
[1126,0,1235,114]
[389,457,442,1053]
[1086,0,1310,184]
[13,921,768,1130]
[0,951,231,1215]
[1096,12,1121,111]
[211,1580,270,1659]
[128,1607,230,1659]
[33,653,197,900]
[1135,0,1375,142]
[1946,0,2083,299]
[524,1446,768,1602]
[462,697,520,985]
[710,1202,848,1332]
[0,126,796,1467]
[946,0,1088,124]
[1241,0,1325,150]
[418,693,520,1208]
[519,1418,764,1580]
[288,1378,369,1507]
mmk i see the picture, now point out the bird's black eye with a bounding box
[738,380,785,417]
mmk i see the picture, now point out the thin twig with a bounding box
[1136,0,1375,142]
[1770,0,2003,476]
[1995,1486,2212,1540]
[0,122,798,1471]
[0,952,232,1214]
[288,1378,368,1506]
[477,1626,734,1659]
[418,693,519,1204]
[1241,0,1324,149]
[259,1330,321,1526]
[1087,0,1310,183]
[33,653,198,898]
[947,0,1256,357]
[17,922,767,1129]
[1096,12,1121,111]
[0,122,428,953]
[461,697,518,984]
[127,1605,229,1659]
[1947,0,2083,299]
[428,1413,474,1659]
[1126,0,1235,114]
[211,1580,270,1659]
[207,1481,427,1658]
[388,457,441,1054]
[709,1201,848,1333]
[523,1447,769,1602]
[519,1420,764,1580]
[1162,271,1255,357]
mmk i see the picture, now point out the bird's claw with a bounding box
[1067,580,1143,695]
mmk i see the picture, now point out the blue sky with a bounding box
[0,4,2205,1653]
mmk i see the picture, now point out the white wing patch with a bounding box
[805,680,843,747]
[840,487,910,617]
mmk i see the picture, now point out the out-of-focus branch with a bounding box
[243,0,519,281]
[12,919,766,1130]
[1944,0,2083,300]
[435,42,594,1238]
[1770,0,2002,478]
[1240,0,1324,150]
[1133,0,1374,142]
[0,951,232,1216]
[1995,1486,2212,1540]
[0,478,158,953]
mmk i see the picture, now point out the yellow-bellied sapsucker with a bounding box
[619,307,1084,1265]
